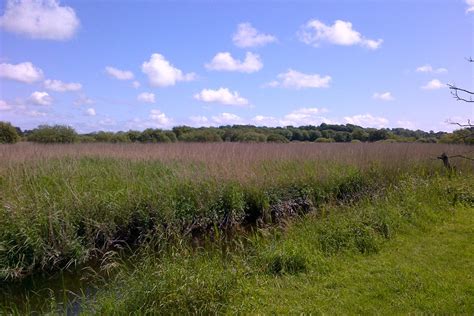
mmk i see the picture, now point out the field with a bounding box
[0,142,473,314]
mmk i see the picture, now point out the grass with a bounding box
[0,142,472,313]
[85,173,473,314]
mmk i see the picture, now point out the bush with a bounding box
[180,130,223,142]
[236,132,267,143]
[266,134,289,143]
[28,125,77,143]
[315,137,335,143]
[0,121,20,144]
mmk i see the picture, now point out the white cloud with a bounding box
[25,110,47,117]
[84,108,96,116]
[142,53,196,87]
[252,108,331,127]
[0,0,80,40]
[344,114,389,128]
[30,91,52,105]
[265,69,331,89]
[466,0,474,13]
[212,112,243,125]
[416,64,447,74]
[396,120,415,129]
[137,92,156,103]
[74,95,94,106]
[99,118,116,126]
[0,100,13,111]
[194,88,249,106]
[44,79,81,92]
[105,66,134,80]
[189,115,211,127]
[132,81,141,88]
[298,19,382,50]
[0,61,43,83]
[373,92,394,101]
[149,109,172,127]
[280,107,331,126]
[421,79,444,90]
[232,22,277,48]
[205,52,263,73]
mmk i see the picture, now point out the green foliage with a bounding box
[28,125,77,143]
[267,133,290,143]
[236,131,267,142]
[0,121,20,144]
[315,137,335,143]
[179,129,223,142]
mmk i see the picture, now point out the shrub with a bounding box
[180,130,223,142]
[266,134,289,143]
[315,137,335,143]
[0,121,20,144]
[28,125,77,143]
[236,132,267,143]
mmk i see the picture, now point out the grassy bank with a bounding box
[88,171,473,314]
[0,143,472,313]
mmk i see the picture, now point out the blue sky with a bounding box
[0,0,473,132]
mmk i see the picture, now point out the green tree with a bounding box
[0,121,20,144]
[28,125,77,143]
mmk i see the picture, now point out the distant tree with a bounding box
[139,129,171,143]
[315,137,335,143]
[28,125,77,143]
[368,129,388,142]
[352,128,369,141]
[266,133,289,143]
[236,131,267,142]
[0,121,20,144]
[126,130,142,142]
[180,129,222,142]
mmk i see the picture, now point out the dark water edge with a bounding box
[0,264,105,315]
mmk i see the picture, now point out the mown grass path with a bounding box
[232,206,474,313]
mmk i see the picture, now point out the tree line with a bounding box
[0,121,472,144]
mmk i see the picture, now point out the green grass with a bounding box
[84,173,473,314]
[0,143,472,313]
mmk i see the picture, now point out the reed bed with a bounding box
[0,142,472,281]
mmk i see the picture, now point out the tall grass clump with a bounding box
[0,142,472,281]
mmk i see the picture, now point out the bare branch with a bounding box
[448,84,474,102]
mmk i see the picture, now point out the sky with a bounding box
[0,0,473,133]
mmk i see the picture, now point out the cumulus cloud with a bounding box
[194,88,249,106]
[0,61,43,83]
[25,110,47,117]
[421,79,444,90]
[142,53,196,87]
[466,0,474,13]
[211,112,243,125]
[105,66,134,80]
[149,109,172,126]
[137,92,156,103]
[396,120,415,129]
[251,108,330,127]
[0,0,80,40]
[30,91,52,105]
[344,114,388,128]
[232,22,277,48]
[84,108,96,116]
[44,79,81,92]
[205,52,263,73]
[0,100,13,111]
[265,69,331,89]
[298,19,382,49]
[373,92,394,101]
[189,115,211,127]
[416,64,447,74]
[74,95,94,106]
[132,81,141,88]
[279,107,331,126]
